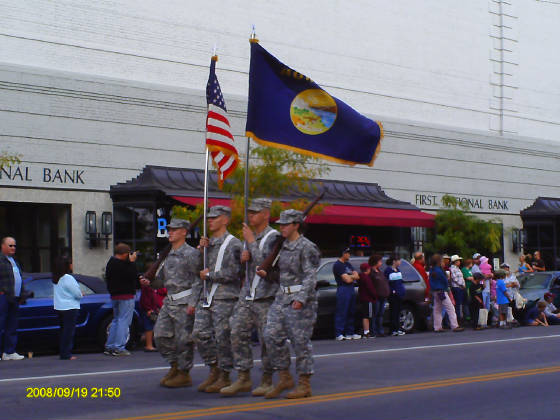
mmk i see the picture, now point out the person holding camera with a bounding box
[104,243,140,356]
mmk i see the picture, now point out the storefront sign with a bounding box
[156,209,169,238]
[414,193,510,212]
[0,165,86,185]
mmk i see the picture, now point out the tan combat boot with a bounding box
[264,370,294,399]
[220,370,252,396]
[252,372,274,397]
[205,370,231,393]
[162,369,192,388]
[159,363,178,386]
[197,364,219,392]
[285,374,312,399]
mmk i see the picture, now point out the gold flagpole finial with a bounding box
[250,24,259,43]
[212,44,218,61]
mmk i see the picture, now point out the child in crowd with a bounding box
[526,301,549,326]
[140,284,167,351]
[469,273,485,329]
[495,269,511,329]
[479,256,493,312]
[358,263,377,338]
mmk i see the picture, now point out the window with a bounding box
[115,206,155,242]
[0,203,71,272]
[399,260,421,283]
[381,258,420,283]
[26,279,54,298]
[519,273,552,290]
[316,262,336,287]
[79,282,95,296]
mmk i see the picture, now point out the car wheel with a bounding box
[399,305,416,333]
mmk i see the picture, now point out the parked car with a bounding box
[314,257,430,337]
[16,273,142,353]
[517,271,560,308]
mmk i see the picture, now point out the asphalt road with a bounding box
[1,327,560,420]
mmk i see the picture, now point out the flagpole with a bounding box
[243,25,256,289]
[243,138,250,287]
[202,147,209,305]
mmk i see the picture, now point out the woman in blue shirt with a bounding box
[429,254,464,333]
[52,256,82,360]
[384,256,406,336]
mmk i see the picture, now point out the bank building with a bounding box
[1,1,559,277]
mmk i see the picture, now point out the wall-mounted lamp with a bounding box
[85,211,98,248]
[512,228,526,254]
[101,211,113,249]
[85,211,113,249]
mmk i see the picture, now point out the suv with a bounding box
[314,257,429,337]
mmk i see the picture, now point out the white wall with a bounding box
[1,0,559,139]
[2,63,559,220]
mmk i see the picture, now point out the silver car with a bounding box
[314,256,430,336]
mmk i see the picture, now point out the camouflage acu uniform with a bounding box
[152,242,200,372]
[230,225,280,374]
[263,235,320,375]
[192,231,242,372]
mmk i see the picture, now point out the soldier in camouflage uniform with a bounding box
[192,205,242,393]
[220,198,281,397]
[141,218,200,388]
[263,209,320,399]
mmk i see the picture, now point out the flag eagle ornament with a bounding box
[206,56,239,187]
[245,40,383,166]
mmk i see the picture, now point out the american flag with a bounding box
[206,56,239,188]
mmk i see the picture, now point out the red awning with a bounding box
[172,196,231,207]
[305,205,435,228]
[172,196,434,228]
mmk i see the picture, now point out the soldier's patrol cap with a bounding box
[207,205,231,218]
[248,198,272,212]
[276,209,304,225]
[166,218,190,230]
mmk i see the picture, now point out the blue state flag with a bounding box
[245,40,383,166]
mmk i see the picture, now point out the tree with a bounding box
[172,145,330,236]
[424,195,502,258]
[0,151,21,169]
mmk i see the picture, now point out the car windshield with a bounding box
[316,257,422,286]
[397,260,421,283]
[519,273,552,290]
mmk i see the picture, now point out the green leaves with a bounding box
[0,152,21,169]
[425,195,502,257]
[171,145,330,237]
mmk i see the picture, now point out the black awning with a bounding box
[521,197,560,218]
[110,165,420,211]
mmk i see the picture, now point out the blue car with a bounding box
[16,273,142,352]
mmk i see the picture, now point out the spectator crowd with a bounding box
[2,231,559,364]
[333,248,560,340]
